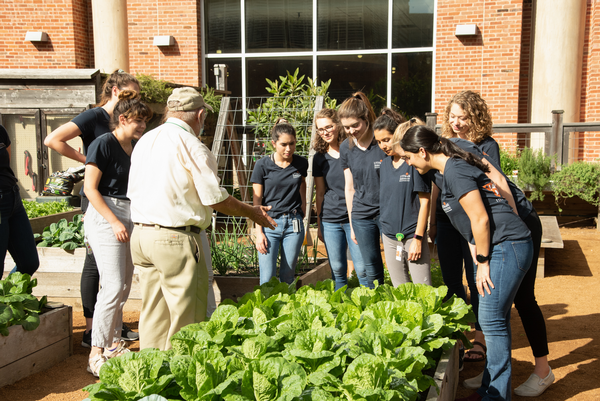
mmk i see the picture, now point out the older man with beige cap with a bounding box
[128,87,276,350]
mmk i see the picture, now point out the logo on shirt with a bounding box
[292,172,302,179]
[482,182,501,197]
[399,172,411,182]
[374,160,382,169]
[442,201,452,213]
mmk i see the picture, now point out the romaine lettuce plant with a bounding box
[84,279,474,401]
[0,272,47,336]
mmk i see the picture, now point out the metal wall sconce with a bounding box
[153,36,174,47]
[455,24,478,36]
[25,31,48,42]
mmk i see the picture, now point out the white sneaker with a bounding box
[514,367,555,397]
[463,371,483,389]
[87,353,107,377]
[103,340,131,359]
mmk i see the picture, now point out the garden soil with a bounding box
[1,226,599,401]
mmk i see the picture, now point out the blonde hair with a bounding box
[441,90,493,144]
[392,117,425,153]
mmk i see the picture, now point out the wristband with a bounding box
[413,234,423,241]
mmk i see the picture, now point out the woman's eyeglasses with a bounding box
[317,125,335,134]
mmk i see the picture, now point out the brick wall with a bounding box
[435,0,525,151]
[0,0,91,69]
[127,0,202,86]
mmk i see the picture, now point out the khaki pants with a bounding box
[131,224,208,350]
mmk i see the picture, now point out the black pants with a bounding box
[514,209,549,358]
[81,197,100,319]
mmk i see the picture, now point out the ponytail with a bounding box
[98,69,140,107]
[373,107,406,135]
[270,117,296,142]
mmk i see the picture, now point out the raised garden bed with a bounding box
[0,306,73,388]
[29,209,82,236]
[426,343,459,401]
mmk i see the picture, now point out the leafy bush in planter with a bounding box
[84,279,474,401]
[34,214,85,250]
[516,147,554,201]
[551,161,600,211]
[0,272,47,336]
[499,146,520,177]
[23,199,73,219]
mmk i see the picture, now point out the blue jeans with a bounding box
[351,216,384,289]
[476,238,533,401]
[258,214,305,285]
[0,185,39,277]
[321,221,367,290]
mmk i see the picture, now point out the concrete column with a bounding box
[530,0,586,161]
[91,0,129,73]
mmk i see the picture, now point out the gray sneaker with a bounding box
[121,323,139,341]
[514,367,555,397]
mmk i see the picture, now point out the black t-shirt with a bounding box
[379,158,430,239]
[85,133,131,199]
[0,126,17,189]
[251,154,308,218]
[441,157,530,245]
[312,152,349,223]
[450,138,533,220]
[476,136,500,166]
[71,107,111,155]
[339,138,387,220]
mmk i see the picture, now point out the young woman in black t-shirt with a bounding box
[251,119,308,285]
[84,91,152,377]
[313,109,366,290]
[44,70,141,346]
[401,126,533,401]
[373,110,431,286]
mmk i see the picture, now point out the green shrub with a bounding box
[34,215,85,250]
[517,147,553,201]
[499,146,520,177]
[23,200,73,219]
[551,161,600,211]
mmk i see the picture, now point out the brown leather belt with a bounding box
[135,223,201,234]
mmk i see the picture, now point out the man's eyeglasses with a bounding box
[317,125,335,134]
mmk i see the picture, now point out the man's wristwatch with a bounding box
[476,254,490,263]
[413,234,423,241]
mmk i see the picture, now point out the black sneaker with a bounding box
[82,329,92,348]
[121,323,139,341]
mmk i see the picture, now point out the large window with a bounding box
[204,0,435,115]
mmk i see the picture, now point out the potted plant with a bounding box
[551,161,600,215]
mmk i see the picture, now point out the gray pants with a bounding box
[382,234,431,287]
[85,197,134,348]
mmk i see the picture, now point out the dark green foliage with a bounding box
[34,214,85,250]
[499,147,520,178]
[551,161,600,211]
[517,147,553,201]
[0,272,47,336]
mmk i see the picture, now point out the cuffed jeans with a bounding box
[0,185,38,277]
[381,233,431,287]
[351,216,384,289]
[321,221,367,290]
[258,214,304,285]
[477,237,533,401]
[84,197,134,349]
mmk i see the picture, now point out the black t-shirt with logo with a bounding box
[476,136,501,166]
[339,137,387,220]
[251,154,308,218]
[449,138,533,220]
[313,152,349,223]
[379,157,430,239]
[85,133,131,199]
[441,157,530,245]
[71,107,111,155]
[0,125,17,189]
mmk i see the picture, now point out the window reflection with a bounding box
[318,54,387,110]
[246,0,312,53]
[391,52,433,119]
[246,58,312,96]
[318,0,388,51]
[205,0,241,54]
[392,0,434,48]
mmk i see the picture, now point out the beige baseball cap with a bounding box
[167,87,214,112]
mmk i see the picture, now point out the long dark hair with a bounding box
[270,117,296,143]
[373,107,406,134]
[401,125,489,173]
[98,69,140,107]
[109,90,153,130]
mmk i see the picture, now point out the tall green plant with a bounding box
[246,69,337,156]
[499,146,520,177]
[551,161,600,211]
[517,147,553,201]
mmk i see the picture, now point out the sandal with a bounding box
[464,341,487,362]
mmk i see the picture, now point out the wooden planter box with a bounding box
[426,343,459,401]
[213,260,332,303]
[29,209,82,236]
[0,306,73,388]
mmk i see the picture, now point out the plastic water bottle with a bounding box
[395,233,405,261]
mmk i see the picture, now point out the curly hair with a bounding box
[109,90,153,130]
[441,90,493,144]
[312,109,346,154]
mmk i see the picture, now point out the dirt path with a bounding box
[1,227,598,400]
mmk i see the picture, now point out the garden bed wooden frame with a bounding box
[0,306,73,388]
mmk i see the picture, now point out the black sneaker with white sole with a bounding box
[82,329,92,348]
[121,323,139,341]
